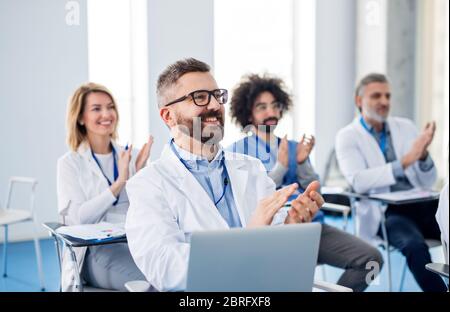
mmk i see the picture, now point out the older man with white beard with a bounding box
[336,73,446,292]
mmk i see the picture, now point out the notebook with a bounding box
[56,222,126,242]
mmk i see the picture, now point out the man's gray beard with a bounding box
[363,105,387,123]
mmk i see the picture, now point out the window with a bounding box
[87,0,149,146]
[214,0,294,147]
[416,0,449,186]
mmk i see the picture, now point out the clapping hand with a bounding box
[136,135,154,171]
[248,183,299,228]
[285,181,323,224]
[402,121,436,168]
[296,134,315,164]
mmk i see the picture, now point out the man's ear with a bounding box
[160,107,175,127]
[355,95,363,111]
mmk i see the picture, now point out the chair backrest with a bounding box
[5,176,38,216]
[442,235,449,265]
[322,148,350,189]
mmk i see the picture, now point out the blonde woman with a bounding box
[57,82,153,291]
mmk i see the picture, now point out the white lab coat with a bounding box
[125,144,277,292]
[335,117,437,243]
[435,183,449,263]
[56,141,138,291]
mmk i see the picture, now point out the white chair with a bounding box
[314,202,351,281]
[425,236,449,290]
[443,238,448,265]
[319,149,353,281]
[0,176,45,291]
[321,202,351,231]
[43,222,127,292]
[348,195,442,292]
[321,148,353,232]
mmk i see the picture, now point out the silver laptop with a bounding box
[186,223,321,292]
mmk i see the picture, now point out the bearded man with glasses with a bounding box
[124,58,344,291]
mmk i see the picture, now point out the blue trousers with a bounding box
[380,200,447,292]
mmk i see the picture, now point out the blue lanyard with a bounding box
[255,134,280,165]
[360,117,387,156]
[91,145,119,205]
[169,139,228,206]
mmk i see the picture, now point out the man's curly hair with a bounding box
[229,74,292,130]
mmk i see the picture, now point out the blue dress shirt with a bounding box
[172,141,242,228]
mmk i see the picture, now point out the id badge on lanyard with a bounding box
[360,117,387,156]
[91,145,120,205]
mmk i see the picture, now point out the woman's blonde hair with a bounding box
[66,82,119,151]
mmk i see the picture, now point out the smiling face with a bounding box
[80,91,118,139]
[251,91,282,133]
[160,71,225,144]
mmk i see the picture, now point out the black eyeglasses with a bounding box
[165,89,228,107]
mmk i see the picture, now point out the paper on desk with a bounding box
[56,222,125,240]
[369,188,439,202]
[321,186,345,194]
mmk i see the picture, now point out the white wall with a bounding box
[0,0,89,241]
[356,0,418,120]
[386,0,417,120]
[293,0,316,138]
[147,0,215,159]
[0,0,214,242]
[314,0,357,178]
[356,0,388,78]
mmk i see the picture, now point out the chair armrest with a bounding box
[313,280,353,292]
[125,280,151,292]
[341,191,368,200]
[321,203,350,214]
[425,263,449,279]
[42,222,65,235]
[10,176,38,185]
